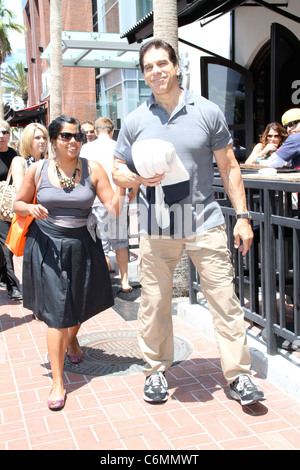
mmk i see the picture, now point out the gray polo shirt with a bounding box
[115,89,232,238]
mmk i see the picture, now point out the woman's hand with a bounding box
[28,203,48,219]
[260,143,278,157]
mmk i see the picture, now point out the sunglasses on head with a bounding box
[0,130,9,135]
[58,132,84,142]
[284,120,300,130]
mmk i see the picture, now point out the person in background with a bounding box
[11,123,49,192]
[81,117,136,292]
[10,140,20,151]
[264,108,300,169]
[245,122,287,164]
[0,120,22,300]
[14,115,125,411]
[81,120,96,143]
[233,138,246,164]
[112,39,265,407]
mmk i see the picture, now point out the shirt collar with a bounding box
[147,88,195,109]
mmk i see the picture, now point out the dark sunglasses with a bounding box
[284,120,300,130]
[58,132,84,142]
[0,130,9,135]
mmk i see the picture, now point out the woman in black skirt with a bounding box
[14,115,125,411]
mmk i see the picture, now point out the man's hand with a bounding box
[233,218,253,256]
[112,157,164,188]
[136,173,164,187]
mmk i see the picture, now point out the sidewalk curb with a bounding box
[177,301,300,402]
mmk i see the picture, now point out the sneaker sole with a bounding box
[230,389,266,406]
[143,393,168,404]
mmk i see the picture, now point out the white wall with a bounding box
[235,0,300,68]
[178,14,231,94]
[177,1,299,94]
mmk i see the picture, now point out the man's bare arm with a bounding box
[214,144,253,255]
[112,157,164,188]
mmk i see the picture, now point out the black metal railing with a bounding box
[188,172,300,356]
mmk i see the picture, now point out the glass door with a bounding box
[201,56,253,160]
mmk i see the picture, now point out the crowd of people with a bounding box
[2,39,300,412]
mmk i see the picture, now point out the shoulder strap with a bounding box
[32,159,47,204]
[5,163,13,185]
[0,164,13,208]
[34,158,46,185]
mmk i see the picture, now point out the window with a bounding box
[136,0,153,21]
[99,0,119,33]
[92,0,99,31]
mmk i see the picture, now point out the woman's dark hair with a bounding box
[139,39,178,73]
[259,122,288,147]
[48,115,81,141]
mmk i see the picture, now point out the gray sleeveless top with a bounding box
[37,158,96,221]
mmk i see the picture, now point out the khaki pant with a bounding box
[138,224,251,385]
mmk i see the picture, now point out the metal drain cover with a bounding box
[62,329,192,377]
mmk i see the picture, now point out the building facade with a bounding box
[22,0,300,153]
[22,0,153,127]
[92,0,153,128]
[124,0,300,154]
[23,0,96,125]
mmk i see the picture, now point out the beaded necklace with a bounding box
[54,158,80,189]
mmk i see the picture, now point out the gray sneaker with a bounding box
[230,375,266,406]
[143,371,168,403]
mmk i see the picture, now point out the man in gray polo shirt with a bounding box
[112,39,265,407]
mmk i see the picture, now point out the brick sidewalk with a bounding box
[0,257,300,450]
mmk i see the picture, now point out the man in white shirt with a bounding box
[81,120,96,143]
[80,117,133,292]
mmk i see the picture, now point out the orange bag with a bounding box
[5,212,35,256]
[5,159,44,257]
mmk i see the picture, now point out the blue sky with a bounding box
[7,0,26,52]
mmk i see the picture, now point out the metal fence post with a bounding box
[264,188,278,355]
[188,257,197,304]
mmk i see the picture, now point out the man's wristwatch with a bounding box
[236,212,252,220]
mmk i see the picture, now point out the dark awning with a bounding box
[121,0,299,44]
[5,101,47,128]
[121,0,243,43]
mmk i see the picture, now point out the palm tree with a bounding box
[153,0,178,59]
[3,62,28,107]
[50,0,63,121]
[0,2,25,119]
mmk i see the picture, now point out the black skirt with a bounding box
[23,219,114,328]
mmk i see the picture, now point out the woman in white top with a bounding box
[12,123,48,191]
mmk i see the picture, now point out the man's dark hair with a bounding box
[139,39,178,73]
